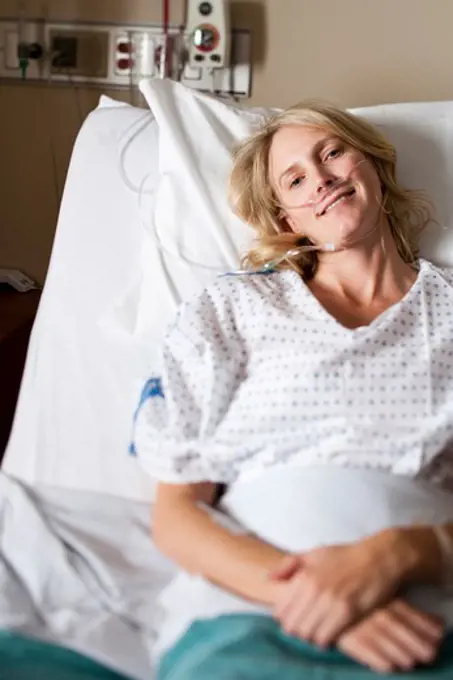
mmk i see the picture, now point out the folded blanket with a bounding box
[158,614,453,680]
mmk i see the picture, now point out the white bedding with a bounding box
[1,100,162,501]
[3,466,453,675]
[0,471,176,679]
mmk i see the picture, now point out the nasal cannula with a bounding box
[227,242,336,277]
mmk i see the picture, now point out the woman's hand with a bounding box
[271,531,414,647]
[338,599,444,673]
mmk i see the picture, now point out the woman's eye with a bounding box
[289,176,304,189]
[326,148,343,160]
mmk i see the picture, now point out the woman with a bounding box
[133,101,453,678]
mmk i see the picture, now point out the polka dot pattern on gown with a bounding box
[133,258,453,490]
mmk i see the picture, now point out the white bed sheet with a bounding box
[2,100,162,501]
[0,470,175,679]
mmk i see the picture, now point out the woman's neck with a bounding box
[311,224,418,307]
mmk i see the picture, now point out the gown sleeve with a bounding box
[131,285,248,484]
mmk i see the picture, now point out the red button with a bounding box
[117,57,134,70]
[117,41,135,54]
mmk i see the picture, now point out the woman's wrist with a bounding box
[375,526,443,585]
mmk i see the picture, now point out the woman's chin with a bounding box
[327,219,374,251]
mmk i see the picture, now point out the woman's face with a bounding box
[268,124,383,250]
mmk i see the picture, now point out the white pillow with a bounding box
[351,101,453,266]
[98,94,131,108]
[141,79,453,270]
[139,79,272,295]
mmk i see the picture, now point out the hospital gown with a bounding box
[133,257,453,490]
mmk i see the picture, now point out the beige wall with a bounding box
[2,0,453,282]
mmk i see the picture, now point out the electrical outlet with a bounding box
[1,20,45,78]
[49,29,109,77]
[52,35,77,68]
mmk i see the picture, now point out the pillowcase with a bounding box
[139,78,273,295]
[352,100,453,266]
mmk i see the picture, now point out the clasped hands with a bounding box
[269,534,444,674]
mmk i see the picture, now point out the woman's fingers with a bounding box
[275,575,359,645]
[285,593,327,639]
[276,579,314,633]
[279,590,357,646]
[339,633,395,674]
[274,573,309,619]
[339,621,415,673]
[311,599,357,647]
[383,601,443,663]
[364,627,417,670]
[390,600,444,642]
[338,600,444,673]
[274,540,400,645]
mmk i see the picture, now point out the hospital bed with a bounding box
[2,79,453,679]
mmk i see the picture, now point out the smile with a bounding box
[318,189,356,217]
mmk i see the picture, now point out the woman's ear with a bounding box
[279,211,296,233]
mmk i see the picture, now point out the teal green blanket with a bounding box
[159,614,453,680]
[0,630,132,680]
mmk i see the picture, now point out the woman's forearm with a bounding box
[154,489,287,606]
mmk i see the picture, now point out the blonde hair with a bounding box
[229,100,434,280]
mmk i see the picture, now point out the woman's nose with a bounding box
[315,174,336,195]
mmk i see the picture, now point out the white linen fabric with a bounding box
[2,98,161,501]
[134,258,453,488]
[0,471,176,680]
